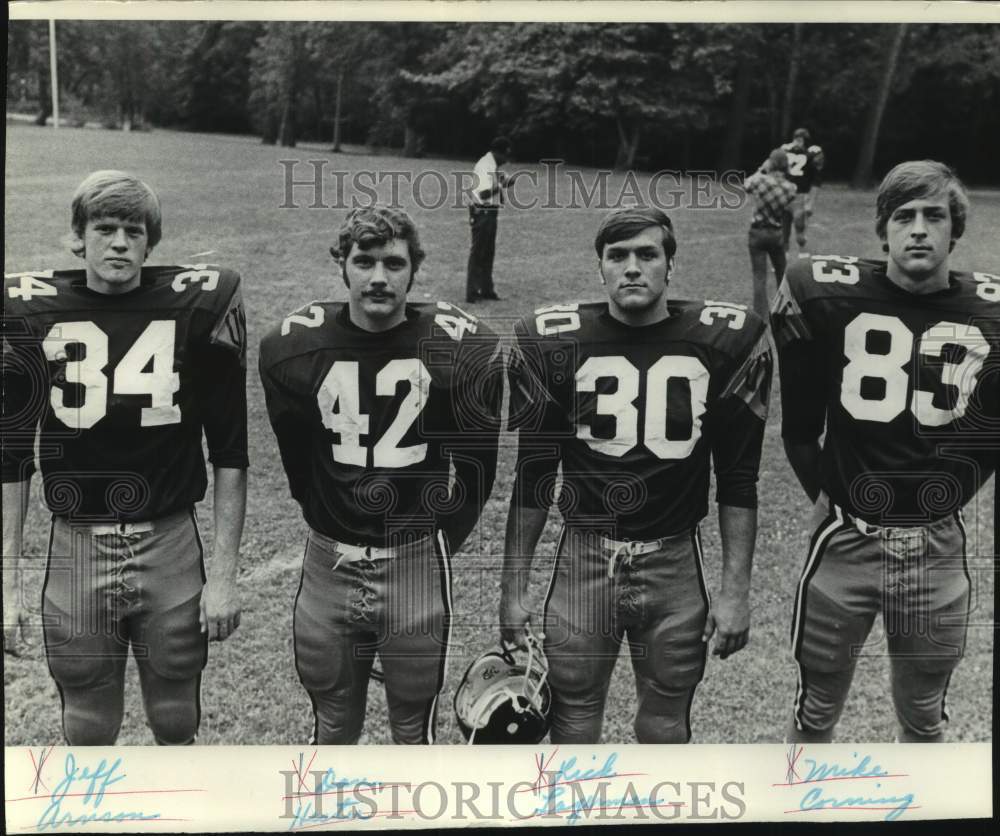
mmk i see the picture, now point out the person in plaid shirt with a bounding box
[744,148,799,317]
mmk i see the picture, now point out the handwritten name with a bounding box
[799,787,915,821]
[534,752,633,822]
[37,754,161,831]
[802,753,888,784]
[784,747,915,822]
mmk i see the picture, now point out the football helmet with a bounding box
[454,630,551,744]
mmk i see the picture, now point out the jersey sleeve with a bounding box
[200,275,249,469]
[771,264,827,442]
[706,322,773,509]
[507,320,569,511]
[1,304,44,483]
[258,344,312,504]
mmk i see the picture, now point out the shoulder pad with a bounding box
[680,298,768,357]
[162,263,240,297]
[261,300,341,366]
[517,301,605,340]
[4,270,61,311]
[782,254,878,304]
[420,301,494,342]
[965,270,1000,306]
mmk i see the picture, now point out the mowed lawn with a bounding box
[3,122,995,745]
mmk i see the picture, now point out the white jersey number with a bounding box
[840,313,989,426]
[575,355,709,459]
[535,303,581,336]
[8,273,57,300]
[318,359,431,467]
[786,151,808,177]
[42,320,181,429]
[812,255,860,285]
[973,272,1000,302]
[281,305,325,336]
[172,265,220,293]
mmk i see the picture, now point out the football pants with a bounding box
[43,509,207,745]
[542,526,709,744]
[293,528,452,744]
[791,498,970,740]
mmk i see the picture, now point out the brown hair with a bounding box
[875,160,969,242]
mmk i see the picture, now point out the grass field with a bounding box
[3,122,995,745]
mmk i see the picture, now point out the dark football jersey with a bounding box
[1,265,249,521]
[258,301,502,546]
[772,256,1000,524]
[782,142,825,193]
[508,300,772,539]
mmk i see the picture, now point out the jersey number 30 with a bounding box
[576,356,709,459]
[841,313,989,426]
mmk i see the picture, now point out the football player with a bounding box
[2,170,248,745]
[772,160,999,742]
[501,206,773,743]
[259,205,502,744]
[781,127,825,256]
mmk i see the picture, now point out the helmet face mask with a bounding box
[454,632,552,744]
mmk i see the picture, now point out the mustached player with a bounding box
[259,205,502,744]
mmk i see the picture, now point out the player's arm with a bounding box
[440,336,504,553]
[770,275,827,502]
[200,287,250,642]
[499,331,562,646]
[501,501,549,647]
[2,479,31,656]
[1,325,44,656]
[2,322,43,656]
[783,440,822,503]
[704,327,773,659]
[707,504,756,659]
[202,466,246,641]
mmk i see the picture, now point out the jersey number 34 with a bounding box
[42,321,180,429]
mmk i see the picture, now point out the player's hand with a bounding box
[200,576,242,642]
[499,595,533,649]
[701,590,750,660]
[3,600,30,658]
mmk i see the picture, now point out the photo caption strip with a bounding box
[3,743,991,830]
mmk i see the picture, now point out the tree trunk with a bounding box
[261,109,278,145]
[279,93,297,147]
[402,121,421,157]
[852,23,908,188]
[718,53,752,170]
[780,24,802,139]
[766,78,780,146]
[35,67,50,125]
[331,70,344,152]
[613,118,641,170]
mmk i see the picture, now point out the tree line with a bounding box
[7,21,1000,185]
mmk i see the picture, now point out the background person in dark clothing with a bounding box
[466,136,514,303]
